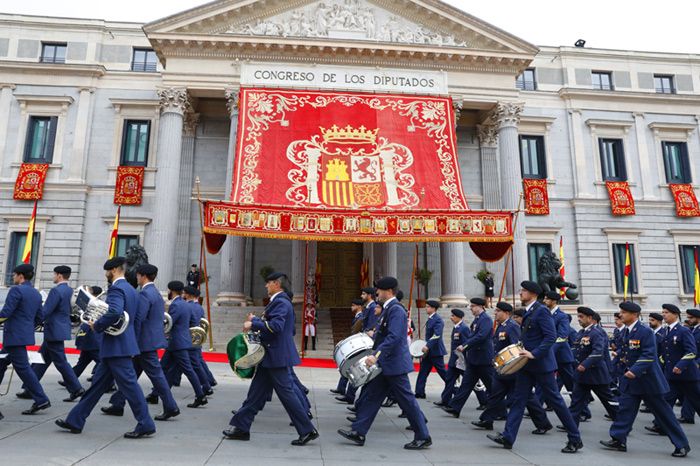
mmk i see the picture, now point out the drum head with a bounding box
[409,339,426,358]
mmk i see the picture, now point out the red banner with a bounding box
[523,178,549,215]
[605,181,635,216]
[232,88,468,211]
[114,166,144,205]
[669,184,700,217]
[13,163,49,200]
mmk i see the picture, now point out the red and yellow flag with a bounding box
[694,247,700,307]
[108,206,120,259]
[559,236,566,297]
[623,242,632,300]
[22,200,38,264]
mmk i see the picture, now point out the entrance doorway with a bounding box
[317,242,363,307]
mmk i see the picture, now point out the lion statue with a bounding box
[536,251,578,300]
[124,244,149,289]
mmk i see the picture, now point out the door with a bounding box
[317,242,363,307]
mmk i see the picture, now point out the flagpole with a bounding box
[108,205,120,259]
[22,200,38,264]
[301,240,309,359]
[195,177,215,351]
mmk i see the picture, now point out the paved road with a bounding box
[0,355,698,465]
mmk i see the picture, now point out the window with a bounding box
[40,42,67,64]
[599,138,627,181]
[120,120,151,166]
[23,116,57,163]
[4,232,40,286]
[131,48,157,72]
[654,74,675,94]
[612,243,638,295]
[592,71,613,90]
[516,68,536,91]
[116,235,139,258]
[519,135,547,179]
[662,141,691,184]
[679,245,699,294]
[527,243,552,282]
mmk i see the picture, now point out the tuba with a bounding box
[190,325,207,346]
[75,286,129,336]
[163,312,173,334]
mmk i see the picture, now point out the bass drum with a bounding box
[227,332,266,379]
[333,333,374,377]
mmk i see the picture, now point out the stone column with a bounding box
[67,87,95,183]
[291,241,306,304]
[373,243,397,279]
[494,101,527,293]
[0,84,16,175]
[174,111,199,276]
[633,112,656,200]
[148,87,189,283]
[216,88,247,305]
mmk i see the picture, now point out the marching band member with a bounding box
[332,299,365,404]
[414,300,447,399]
[361,287,378,335]
[435,308,469,407]
[487,280,582,453]
[679,308,700,423]
[338,276,431,450]
[187,288,217,387]
[543,291,576,396]
[223,272,318,446]
[56,257,155,438]
[72,319,101,379]
[0,264,51,415]
[183,286,213,396]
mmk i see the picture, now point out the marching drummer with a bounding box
[414,300,447,399]
[332,299,366,404]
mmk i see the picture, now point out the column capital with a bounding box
[183,111,200,137]
[0,83,16,90]
[492,101,524,130]
[476,123,498,147]
[157,87,190,115]
[225,87,240,117]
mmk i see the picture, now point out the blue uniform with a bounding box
[659,323,700,421]
[0,282,50,405]
[362,301,379,333]
[229,291,315,436]
[680,324,700,421]
[185,300,212,392]
[66,277,155,434]
[189,300,216,385]
[352,297,429,441]
[502,300,580,446]
[165,296,204,397]
[73,323,101,378]
[608,320,688,450]
[550,307,575,392]
[414,312,447,397]
[439,321,469,404]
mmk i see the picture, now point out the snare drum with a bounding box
[333,333,374,377]
[493,343,528,376]
[346,355,383,387]
[409,339,427,358]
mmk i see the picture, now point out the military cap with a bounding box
[545,291,561,301]
[451,308,465,318]
[361,287,376,295]
[351,299,364,306]
[520,280,542,295]
[470,297,486,306]
[687,308,700,318]
[183,285,198,296]
[513,308,526,318]
[13,263,34,275]
[662,303,681,315]
[619,301,641,313]
[648,312,663,322]
[103,257,126,270]
[53,265,71,275]
[496,301,513,313]
[168,280,184,292]
[577,306,595,317]
[426,299,440,309]
[136,264,158,276]
[265,271,286,282]
[191,264,197,268]
[375,276,398,290]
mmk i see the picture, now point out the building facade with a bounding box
[1,0,700,315]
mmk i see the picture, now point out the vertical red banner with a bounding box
[605,181,635,216]
[523,178,549,215]
[668,184,700,217]
[14,163,49,200]
[114,166,145,205]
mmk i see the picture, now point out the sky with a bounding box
[1,0,698,54]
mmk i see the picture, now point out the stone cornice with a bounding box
[0,61,106,78]
[559,87,700,108]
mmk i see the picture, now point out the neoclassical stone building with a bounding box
[1,0,700,320]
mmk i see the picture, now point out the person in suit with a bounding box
[600,301,690,457]
[488,280,582,453]
[442,297,494,418]
[187,288,217,387]
[56,257,155,438]
[186,264,201,289]
[435,308,469,407]
[224,272,318,446]
[679,308,700,423]
[472,302,552,433]
[338,276,431,450]
[414,300,447,399]
[361,287,378,335]
[16,265,84,402]
[183,286,214,396]
[0,264,51,415]
[543,291,576,395]
[101,264,179,421]
[332,299,365,403]
[72,321,101,379]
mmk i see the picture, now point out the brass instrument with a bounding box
[190,325,207,346]
[164,312,173,334]
[75,286,129,336]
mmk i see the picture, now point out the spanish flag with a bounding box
[623,242,631,300]
[559,236,566,297]
[694,247,700,306]
[108,206,120,259]
[21,200,38,264]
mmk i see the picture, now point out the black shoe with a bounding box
[672,446,691,458]
[302,387,309,395]
[471,420,494,430]
[22,401,50,415]
[87,376,93,382]
[600,438,627,452]
[487,433,512,449]
[494,416,507,421]
[677,418,695,424]
[124,430,155,439]
[307,411,313,420]
[561,439,583,453]
[16,390,32,399]
[55,418,81,434]
[145,394,158,405]
[346,415,357,422]
[338,429,365,446]
[381,400,396,408]
[211,380,218,387]
[63,388,85,402]
[545,406,554,412]
[433,401,447,407]
[231,409,238,415]
[476,404,486,411]
[101,406,124,416]
[441,406,459,418]
[579,415,591,422]
[58,380,66,387]
[532,426,551,435]
[404,437,432,450]
[0,411,3,421]
[335,396,352,404]
[556,425,566,432]
[330,389,343,394]
[415,394,426,399]
[604,414,614,421]
[644,425,663,435]
[204,388,214,396]
[223,427,250,440]
[291,429,319,446]
[187,396,208,408]
[155,409,180,421]
[398,412,407,418]
[347,406,357,413]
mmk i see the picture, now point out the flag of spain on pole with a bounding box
[623,242,631,300]
[108,206,120,259]
[694,247,700,307]
[22,200,38,264]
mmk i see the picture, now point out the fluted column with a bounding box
[174,111,199,276]
[216,88,247,305]
[148,87,189,282]
[291,241,306,304]
[67,87,95,182]
[0,84,16,176]
[494,101,527,293]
